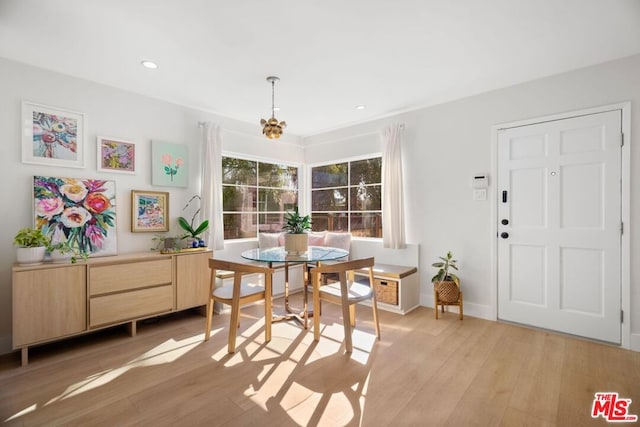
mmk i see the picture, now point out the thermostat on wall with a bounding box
[472,174,488,189]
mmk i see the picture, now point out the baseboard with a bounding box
[630,333,640,352]
[0,335,12,356]
[419,293,493,320]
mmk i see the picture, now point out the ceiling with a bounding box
[1,1,639,138]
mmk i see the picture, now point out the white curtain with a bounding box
[382,123,406,249]
[200,122,224,250]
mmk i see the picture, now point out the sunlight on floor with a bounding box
[4,403,37,422]
[43,332,208,405]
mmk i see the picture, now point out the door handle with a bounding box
[500,232,509,239]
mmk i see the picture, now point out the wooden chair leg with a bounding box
[265,274,272,342]
[349,305,356,327]
[339,274,353,353]
[228,298,241,354]
[459,291,463,320]
[371,296,380,339]
[205,297,214,340]
[434,291,439,319]
[313,274,322,342]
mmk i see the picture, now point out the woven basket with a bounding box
[434,280,459,303]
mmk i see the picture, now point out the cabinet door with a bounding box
[175,252,211,310]
[13,266,86,348]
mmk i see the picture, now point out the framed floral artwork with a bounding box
[131,190,170,232]
[33,176,117,257]
[22,101,86,168]
[151,140,188,187]
[97,136,136,174]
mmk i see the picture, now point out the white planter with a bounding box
[50,251,73,263]
[284,233,308,255]
[16,246,46,266]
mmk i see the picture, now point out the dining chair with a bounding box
[205,259,274,354]
[309,257,380,353]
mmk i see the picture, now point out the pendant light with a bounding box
[260,76,287,139]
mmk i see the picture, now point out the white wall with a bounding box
[305,54,640,348]
[0,58,304,354]
[3,53,640,354]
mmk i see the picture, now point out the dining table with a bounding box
[241,246,349,327]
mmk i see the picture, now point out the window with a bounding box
[311,157,382,238]
[222,156,299,240]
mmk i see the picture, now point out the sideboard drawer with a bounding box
[90,284,173,327]
[89,259,172,296]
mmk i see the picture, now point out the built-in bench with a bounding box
[353,263,419,315]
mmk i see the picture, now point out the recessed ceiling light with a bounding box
[273,106,281,112]
[141,60,158,69]
[355,105,366,110]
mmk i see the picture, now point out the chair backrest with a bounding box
[209,258,275,276]
[309,257,374,278]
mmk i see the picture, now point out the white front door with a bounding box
[497,110,622,344]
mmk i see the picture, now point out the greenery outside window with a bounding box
[311,157,382,238]
[223,156,299,240]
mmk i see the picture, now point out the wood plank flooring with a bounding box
[1,294,639,426]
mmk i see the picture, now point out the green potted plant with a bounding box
[431,251,460,303]
[282,207,312,255]
[14,227,49,266]
[178,195,209,248]
[48,240,88,264]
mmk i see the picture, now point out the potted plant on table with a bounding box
[14,227,49,266]
[282,207,312,255]
[431,251,461,303]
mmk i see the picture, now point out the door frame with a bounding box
[490,102,631,349]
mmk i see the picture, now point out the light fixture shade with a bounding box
[260,76,286,139]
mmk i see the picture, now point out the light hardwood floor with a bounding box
[1,294,639,426]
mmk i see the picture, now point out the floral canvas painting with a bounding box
[97,137,136,174]
[22,102,85,168]
[151,140,188,187]
[34,176,117,257]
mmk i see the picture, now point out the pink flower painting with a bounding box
[151,141,188,187]
[34,176,118,257]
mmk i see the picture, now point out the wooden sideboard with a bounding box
[12,250,212,366]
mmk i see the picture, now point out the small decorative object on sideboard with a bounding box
[48,240,89,264]
[14,227,49,266]
[178,195,209,248]
[282,207,311,255]
[432,251,463,320]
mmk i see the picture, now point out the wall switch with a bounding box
[473,189,487,201]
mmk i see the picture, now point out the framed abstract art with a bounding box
[131,190,170,232]
[151,140,188,187]
[22,101,86,168]
[33,176,117,257]
[97,136,136,174]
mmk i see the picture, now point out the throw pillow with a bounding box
[258,232,282,249]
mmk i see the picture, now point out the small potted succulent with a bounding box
[431,251,460,303]
[282,207,312,255]
[14,227,49,266]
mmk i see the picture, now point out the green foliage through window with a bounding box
[223,156,299,240]
[311,157,382,238]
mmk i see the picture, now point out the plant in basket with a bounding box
[431,251,460,303]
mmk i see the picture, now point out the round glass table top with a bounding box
[241,246,348,263]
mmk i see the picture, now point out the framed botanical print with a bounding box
[151,140,188,187]
[131,190,170,232]
[22,101,86,168]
